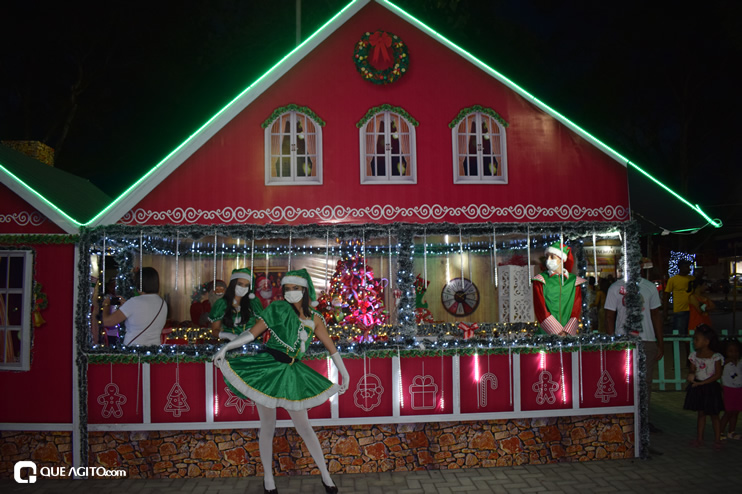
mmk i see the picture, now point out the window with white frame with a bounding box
[264,106,323,185]
[0,250,33,370]
[451,108,508,183]
[359,107,417,184]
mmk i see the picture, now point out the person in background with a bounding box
[209,268,263,340]
[719,339,742,440]
[591,278,609,333]
[586,276,597,331]
[684,324,724,449]
[102,267,167,346]
[688,277,715,333]
[664,260,695,335]
[605,259,664,434]
[100,279,125,346]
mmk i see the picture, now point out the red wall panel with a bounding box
[0,244,74,422]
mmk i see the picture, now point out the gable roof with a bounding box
[4,0,721,232]
[0,144,111,233]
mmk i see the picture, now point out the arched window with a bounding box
[263,105,324,185]
[450,107,508,183]
[358,105,417,184]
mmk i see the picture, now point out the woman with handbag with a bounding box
[101,267,167,346]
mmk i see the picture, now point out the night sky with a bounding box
[1,0,739,227]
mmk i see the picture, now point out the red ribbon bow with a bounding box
[369,31,392,66]
[458,322,479,339]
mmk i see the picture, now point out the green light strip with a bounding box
[0,162,83,226]
[83,0,363,226]
[25,0,716,230]
[380,0,721,229]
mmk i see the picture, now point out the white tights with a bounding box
[256,403,334,490]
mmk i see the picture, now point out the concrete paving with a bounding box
[2,391,738,493]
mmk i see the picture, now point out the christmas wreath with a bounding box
[354,30,408,85]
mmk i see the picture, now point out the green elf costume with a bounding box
[208,268,264,339]
[532,242,586,336]
[213,270,348,493]
[213,269,348,411]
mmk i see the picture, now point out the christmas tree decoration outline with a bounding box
[164,362,190,417]
[595,370,618,403]
[532,370,559,405]
[97,382,127,419]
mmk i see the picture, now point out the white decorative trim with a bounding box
[0,211,46,226]
[120,204,629,224]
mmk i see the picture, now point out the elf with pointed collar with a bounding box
[532,242,586,336]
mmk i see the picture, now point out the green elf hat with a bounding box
[229,268,256,298]
[281,268,318,306]
[545,241,574,272]
[545,242,570,261]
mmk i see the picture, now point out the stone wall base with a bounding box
[0,415,634,479]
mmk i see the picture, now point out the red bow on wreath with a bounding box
[369,31,392,67]
[458,322,479,340]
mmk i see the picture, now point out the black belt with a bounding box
[263,347,299,365]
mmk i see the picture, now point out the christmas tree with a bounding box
[317,246,387,337]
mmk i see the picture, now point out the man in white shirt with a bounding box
[605,260,663,434]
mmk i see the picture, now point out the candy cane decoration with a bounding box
[479,354,498,407]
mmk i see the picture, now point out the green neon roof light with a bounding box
[380,0,722,229]
[0,162,83,226]
[80,0,719,229]
[83,0,362,226]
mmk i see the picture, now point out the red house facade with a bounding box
[100,0,628,228]
[8,0,724,480]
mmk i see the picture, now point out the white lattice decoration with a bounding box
[498,265,535,322]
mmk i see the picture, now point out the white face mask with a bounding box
[546,258,561,273]
[235,285,250,298]
[284,290,304,304]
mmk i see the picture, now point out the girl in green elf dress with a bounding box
[213,269,349,494]
[209,268,263,340]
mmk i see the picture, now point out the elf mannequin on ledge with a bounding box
[532,242,586,336]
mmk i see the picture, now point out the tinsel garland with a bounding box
[448,105,509,129]
[356,104,418,128]
[0,234,79,245]
[86,334,637,362]
[0,233,80,245]
[260,104,326,129]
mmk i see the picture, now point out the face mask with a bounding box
[235,285,250,298]
[546,258,561,273]
[284,290,304,304]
